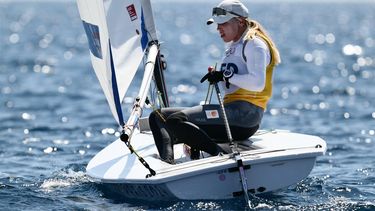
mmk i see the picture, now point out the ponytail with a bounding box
[244,19,281,65]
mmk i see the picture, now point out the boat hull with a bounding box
[87,130,326,200]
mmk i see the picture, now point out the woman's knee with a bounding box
[166,112,187,128]
[149,110,166,131]
[148,110,158,126]
[232,125,259,140]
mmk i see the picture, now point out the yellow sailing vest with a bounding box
[224,33,278,109]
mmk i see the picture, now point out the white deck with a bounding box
[87,130,326,182]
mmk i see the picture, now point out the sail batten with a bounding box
[77,0,158,125]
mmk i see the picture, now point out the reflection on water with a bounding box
[0,1,374,210]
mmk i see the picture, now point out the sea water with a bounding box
[0,1,374,210]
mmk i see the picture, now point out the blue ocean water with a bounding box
[1,1,374,210]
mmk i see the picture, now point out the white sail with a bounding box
[76,0,158,125]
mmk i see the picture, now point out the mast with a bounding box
[121,43,159,142]
[153,52,169,107]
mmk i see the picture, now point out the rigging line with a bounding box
[145,97,167,122]
[208,84,214,104]
[120,132,156,178]
[148,82,163,110]
[152,83,157,106]
[204,84,211,104]
[157,91,166,108]
[121,106,156,176]
[148,79,154,105]
[204,84,214,104]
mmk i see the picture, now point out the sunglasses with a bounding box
[212,7,242,17]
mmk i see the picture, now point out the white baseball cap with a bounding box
[207,0,249,25]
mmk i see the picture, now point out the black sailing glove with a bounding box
[200,71,224,84]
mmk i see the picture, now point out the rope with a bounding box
[120,132,156,178]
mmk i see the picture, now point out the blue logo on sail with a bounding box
[82,21,102,59]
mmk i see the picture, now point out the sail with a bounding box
[76,0,158,125]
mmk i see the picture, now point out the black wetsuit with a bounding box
[148,101,263,163]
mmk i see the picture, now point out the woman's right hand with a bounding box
[200,71,224,84]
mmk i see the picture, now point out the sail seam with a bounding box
[109,39,125,126]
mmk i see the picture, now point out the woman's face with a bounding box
[217,18,241,42]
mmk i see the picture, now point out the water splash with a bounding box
[39,164,91,193]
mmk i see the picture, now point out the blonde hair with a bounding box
[244,19,281,65]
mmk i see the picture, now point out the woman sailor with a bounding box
[148,0,280,164]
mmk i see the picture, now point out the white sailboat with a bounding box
[76,0,327,203]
